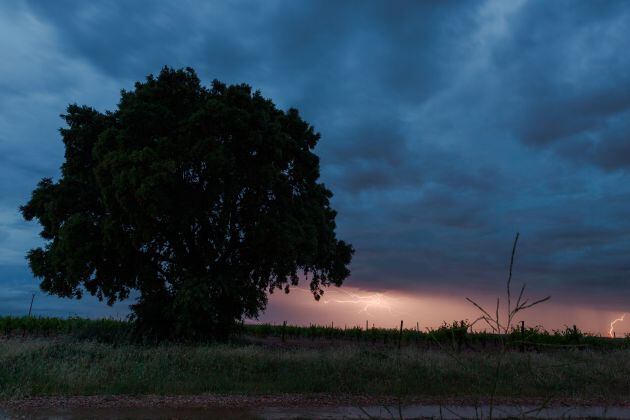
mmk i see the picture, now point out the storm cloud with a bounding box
[2,0,630,317]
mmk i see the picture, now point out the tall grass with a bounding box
[1,338,629,401]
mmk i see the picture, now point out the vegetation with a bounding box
[0,235,622,409]
[20,66,353,340]
[1,336,629,402]
[0,316,627,350]
[0,316,132,343]
[245,320,629,350]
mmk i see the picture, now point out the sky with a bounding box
[1,0,630,334]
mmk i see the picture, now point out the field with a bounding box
[1,316,630,406]
[0,315,628,350]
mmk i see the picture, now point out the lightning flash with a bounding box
[609,313,626,338]
[323,289,400,316]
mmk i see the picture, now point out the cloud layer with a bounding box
[2,0,630,317]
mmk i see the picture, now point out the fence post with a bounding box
[398,320,404,350]
[520,320,525,352]
[282,320,287,342]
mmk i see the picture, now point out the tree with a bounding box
[21,67,354,339]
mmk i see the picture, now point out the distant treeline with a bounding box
[1,316,628,351]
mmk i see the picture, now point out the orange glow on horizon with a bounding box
[256,285,629,336]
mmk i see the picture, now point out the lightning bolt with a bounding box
[609,313,626,338]
[289,286,406,317]
[322,289,406,316]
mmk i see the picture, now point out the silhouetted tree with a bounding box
[21,67,353,340]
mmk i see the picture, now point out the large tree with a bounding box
[21,67,353,339]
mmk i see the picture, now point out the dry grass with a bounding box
[0,337,629,403]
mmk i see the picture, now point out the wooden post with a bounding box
[366,320,369,331]
[281,320,287,342]
[398,320,404,350]
[520,320,525,352]
[28,293,35,317]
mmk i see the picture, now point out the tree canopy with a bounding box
[21,67,353,339]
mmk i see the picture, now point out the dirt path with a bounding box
[4,395,630,419]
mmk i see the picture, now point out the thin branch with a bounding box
[495,297,501,334]
[441,405,467,420]
[462,232,552,420]
[358,406,378,419]
[466,297,493,320]
[509,283,527,326]
[514,283,526,311]
[507,232,519,315]
[383,405,395,420]
[470,315,498,333]
[515,296,551,312]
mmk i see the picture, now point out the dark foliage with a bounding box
[21,67,353,340]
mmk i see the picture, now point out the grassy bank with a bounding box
[1,337,630,402]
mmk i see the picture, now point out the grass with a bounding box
[1,336,630,402]
[0,316,132,343]
[2,315,628,350]
[6,235,620,415]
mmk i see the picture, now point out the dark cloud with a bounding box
[2,0,630,316]
[485,0,630,173]
[551,113,630,171]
